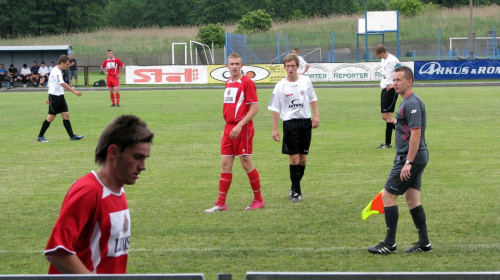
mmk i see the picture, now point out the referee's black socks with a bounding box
[384,205,399,246]
[385,122,394,145]
[410,205,430,245]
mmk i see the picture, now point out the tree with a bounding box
[235,10,273,34]
[388,0,424,16]
[196,24,225,47]
[364,0,389,11]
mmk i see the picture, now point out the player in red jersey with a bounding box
[204,52,265,212]
[45,115,154,274]
[101,49,125,107]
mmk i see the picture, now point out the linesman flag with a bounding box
[361,189,385,220]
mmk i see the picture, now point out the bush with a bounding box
[235,9,272,34]
[388,0,424,17]
[364,0,388,11]
[196,24,225,48]
[290,9,308,21]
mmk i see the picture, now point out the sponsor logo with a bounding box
[289,99,304,109]
[114,236,130,253]
[411,109,417,113]
[133,68,199,83]
[210,65,270,82]
[418,62,469,75]
[333,64,370,80]
[285,93,293,97]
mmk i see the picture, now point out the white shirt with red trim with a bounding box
[268,75,317,121]
[223,75,258,124]
[101,57,124,76]
[45,171,130,274]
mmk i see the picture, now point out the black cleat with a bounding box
[70,135,84,141]
[403,242,432,253]
[376,143,392,149]
[367,241,397,254]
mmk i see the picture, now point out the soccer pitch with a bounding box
[0,86,499,279]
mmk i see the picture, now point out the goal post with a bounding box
[172,43,187,65]
[189,40,215,65]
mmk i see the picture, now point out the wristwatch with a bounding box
[405,160,413,165]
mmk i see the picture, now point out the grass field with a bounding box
[0,86,499,279]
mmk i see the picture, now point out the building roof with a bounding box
[0,45,72,51]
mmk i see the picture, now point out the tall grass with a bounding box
[0,5,498,53]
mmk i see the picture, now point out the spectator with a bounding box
[47,62,55,80]
[30,61,41,87]
[38,62,50,87]
[69,54,78,87]
[20,64,31,88]
[0,64,6,88]
[7,64,18,89]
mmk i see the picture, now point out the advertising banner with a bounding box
[208,64,286,84]
[126,66,208,84]
[414,60,500,80]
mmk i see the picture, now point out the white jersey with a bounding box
[48,66,65,96]
[39,66,50,76]
[20,67,31,75]
[298,55,308,74]
[268,75,317,121]
[380,53,400,89]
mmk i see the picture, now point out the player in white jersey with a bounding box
[268,54,319,202]
[36,55,83,143]
[374,44,400,149]
[292,48,310,75]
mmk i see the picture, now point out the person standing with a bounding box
[268,54,319,202]
[45,114,154,274]
[291,48,310,75]
[29,61,41,87]
[374,44,400,149]
[69,54,78,87]
[36,55,84,142]
[7,64,18,89]
[101,49,125,107]
[38,62,50,87]
[19,63,31,88]
[204,52,265,213]
[367,66,431,254]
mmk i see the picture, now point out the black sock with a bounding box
[63,119,75,137]
[299,164,306,180]
[39,120,51,137]
[289,164,301,195]
[385,122,393,145]
[384,205,399,246]
[410,205,430,245]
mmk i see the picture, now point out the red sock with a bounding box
[247,168,263,202]
[116,92,120,105]
[110,92,115,105]
[216,173,232,206]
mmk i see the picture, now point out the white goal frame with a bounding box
[190,41,215,65]
[171,43,187,65]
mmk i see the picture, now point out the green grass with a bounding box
[0,86,499,279]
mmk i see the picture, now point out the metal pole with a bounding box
[469,0,474,60]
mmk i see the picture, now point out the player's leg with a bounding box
[114,86,121,106]
[60,101,83,140]
[240,155,264,210]
[107,76,116,106]
[378,89,398,148]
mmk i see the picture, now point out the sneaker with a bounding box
[376,143,392,149]
[292,193,302,202]
[403,242,432,253]
[245,200,265,211]
[116,104,120,107]
[288,188,293,200]
[23,84,27,88]
[37,136,48,142]
[111,104,116,107]
[204,204,227,213]
[367,241,397,254]
[70,135,84,141]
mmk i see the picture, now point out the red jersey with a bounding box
[45,171,130,274]
[223,75,258,124]
[101,57,124,76]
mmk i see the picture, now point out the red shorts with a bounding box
[107,75,120,88]
[221,122,254,156]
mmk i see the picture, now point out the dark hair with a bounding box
[374,44,387,54]
[59,55,70,64]
[41,62,45,64]
[23,63,27,67]
[10,64,14,67]
[95,115,154,165]
[107,49,113,53]
[394,66,414,83]
[283,54,299,67]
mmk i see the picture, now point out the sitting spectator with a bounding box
[30,61,40,87]
[0,64,6,88]
[38,61,50,87]
[7,64,18,89]
[47,62,55,80]
[20,64,32,88]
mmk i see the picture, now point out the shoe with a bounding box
[403,242,432,253]
[70,135,84,141]
[292,193,302,202]
[367,241,397,254]
[37,136,48,142]
[116,104,120,107]
[204,204,227,213]
[376,143,392,149]
[245,199,265,211]
[111,104,116,107]
[288,188,293,200]
[23,84,27,88]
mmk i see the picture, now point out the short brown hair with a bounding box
[374,44,387,54]
[95,115,154,165]
[394,66,414,84]
[58,55,70,64]
[283,54,299,67]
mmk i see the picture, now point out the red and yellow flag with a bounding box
[361,190,385,220]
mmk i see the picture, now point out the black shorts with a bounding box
[282,118,312,155]
[48,94,68,115]
[384,149,429,196]
[381,87,398,113]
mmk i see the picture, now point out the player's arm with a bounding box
[400,128,421,181]
[229,103,258,139]
[311,101,319,128]
[303,63,310,74]
[46,250,91,274]
[62,82,82,96]
[272,111,281,142]
[118,63,125,78]
[101,65,108,75]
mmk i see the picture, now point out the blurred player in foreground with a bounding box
[45,114,154,273]
[268,53,319,202]
[367,66,431,254]
[204,52,265,212]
